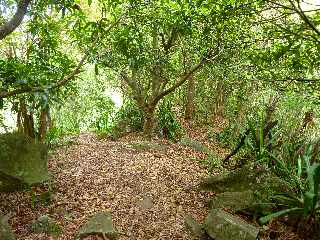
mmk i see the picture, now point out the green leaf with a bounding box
[88,0,92,6]
[303,163,320,215]
[259,207,303,224]
[297,157,302,179]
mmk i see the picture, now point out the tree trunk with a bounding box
[38,108,49,143]
[17,100,35,139]
[143,106,156,138]
[184,75,195,121]
[213,80,226,117]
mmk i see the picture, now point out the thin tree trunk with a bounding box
[17,105,23,132]
[143,105,156,138]
[38,108,48,143]
[18,100,35,139]
[184,75,195,121]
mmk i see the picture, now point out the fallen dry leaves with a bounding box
[0,133,216,240]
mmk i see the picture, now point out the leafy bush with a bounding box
[45,126,63,146]
[156,101,183,141]
[94,111,112,134]
[213,123,243,148]
[109,101,144,139]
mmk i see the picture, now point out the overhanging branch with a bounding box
[0,0,31,40]
[152,47,223,105]
[0,16,123,99]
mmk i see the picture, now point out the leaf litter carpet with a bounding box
[0,134,215,239]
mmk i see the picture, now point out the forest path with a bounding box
[1,133,224,240]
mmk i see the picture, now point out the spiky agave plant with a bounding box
[260,150,320,237]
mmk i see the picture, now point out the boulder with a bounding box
[184,215,209,239]
[203,208,259,240]
[0,133,48,192]
[0,215,15,240]
[209,191,256,211]
[199,165,292,194]
[198,165,268,193]
[77,212,121,240]
[179,137,209,153]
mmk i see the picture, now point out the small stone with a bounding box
[137,196,153,210]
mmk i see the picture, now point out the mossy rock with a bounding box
[0,215,15,240]
[179,137,209,153]
[203,208,259,240]
[77,212,121,240]
[184,215,209,239]
[209,191,256,211]
[199,165,291,215]
[198,165,285,193]
[0,133,49,192]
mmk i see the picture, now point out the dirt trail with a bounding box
[0,134,216,240]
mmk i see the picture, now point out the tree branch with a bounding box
[0,16,123,98]
[0,53,87,98]
[0,0,31,40]
[289,0,320,37]
[120,71,147,110]
[152,48,223,105]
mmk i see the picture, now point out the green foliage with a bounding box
[31,215,62,239]
[259,150,320,231]
[113,101,144,132]
[49,66,116,138]
[156,100,183,141]
[45,126,63,146]
[31,190,53,209]
[191,153,223,173]
[95,112,112,134]
[213,124,240,147]
[108,100,144,139]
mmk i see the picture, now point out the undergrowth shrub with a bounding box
[94,111,112,134]
[109,100,144,139]
[156,100,183,141]
[216,89,320,235]
[45,126,62,146]
[259,149,320,238]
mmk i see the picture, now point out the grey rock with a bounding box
[0,133,49,192]
[77,212,120,240]
[0,215,15,240]
[203,208,259,240]
[184,215,208,239]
